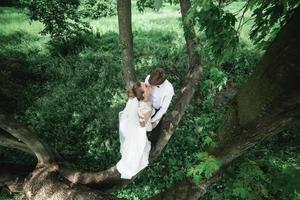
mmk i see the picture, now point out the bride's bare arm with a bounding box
[143,111,152,124]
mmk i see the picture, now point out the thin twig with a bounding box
[237,0,251,33]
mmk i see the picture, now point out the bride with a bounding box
[116,82,154,179]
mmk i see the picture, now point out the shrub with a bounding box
[80,0,117,19]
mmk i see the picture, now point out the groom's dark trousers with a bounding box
[147,109,163,149]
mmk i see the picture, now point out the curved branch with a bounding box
[0,114,54,166]
[0,129,33,155]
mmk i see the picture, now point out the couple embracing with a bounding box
[116,68,174,179]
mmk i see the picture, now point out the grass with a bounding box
[0,7,48,55]
[90,3,183,35]
[0,8,40,32]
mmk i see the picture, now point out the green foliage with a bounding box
[0,0,21,7]
[221,43,261,83]
[190,0,239,63]
[21,0,91,41]
[16,32,124,170]
[187,152,221,184]
[249,0,300,48]
[206,127,300,200]
[136,0,176,12]
[48,31,101,55]
[134,30,188,89]
[202,67,227,110]
[137,0,153,12]
[79,0,116,19]
[137,0,162,12]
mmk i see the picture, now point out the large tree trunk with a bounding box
[179,0,201,71]
[153,5,300,200]
[117,0,135,87]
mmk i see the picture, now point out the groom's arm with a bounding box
[151,92,174,123]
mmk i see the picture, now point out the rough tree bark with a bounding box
[20,165,119,200]
[117,0,136,88]
[153,5,300,200]
[179,0,201,71]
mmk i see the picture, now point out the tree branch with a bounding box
[0,114,54,166]
[0,129,33,155]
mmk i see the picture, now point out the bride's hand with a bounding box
[139,121,146,127]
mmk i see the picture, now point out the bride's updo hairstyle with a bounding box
[128,82,145,101]
[148,68,166,86]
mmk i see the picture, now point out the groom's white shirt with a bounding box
[145,75,174,123]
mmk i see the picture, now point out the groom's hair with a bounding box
[128,82,144,101]
[149,68,166,86]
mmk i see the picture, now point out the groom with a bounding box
[144,68,174,148]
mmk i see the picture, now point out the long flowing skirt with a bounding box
[116,98,151,179]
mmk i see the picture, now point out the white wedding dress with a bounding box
[116,97,151,179]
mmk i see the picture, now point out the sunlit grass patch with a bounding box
[90,3,183,37]
[0,7,48,55]
[0,7,43,35]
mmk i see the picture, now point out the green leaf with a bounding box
[193,174,202,184]
[233,186,248,199]
[195,163,206,174]
[203,136,213,146]
[196,152,209,160]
